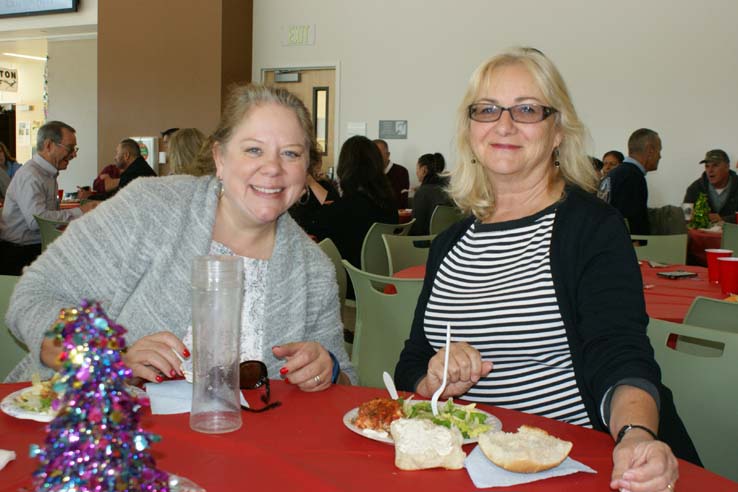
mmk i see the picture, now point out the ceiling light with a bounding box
[2,52,47,61]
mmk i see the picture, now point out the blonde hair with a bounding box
[449,47,598,220]
[168,128,208,176]
[195,83,318,174]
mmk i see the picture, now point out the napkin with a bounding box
[464,444,596,488]
[0,449,16,470]
[144,380,248,415]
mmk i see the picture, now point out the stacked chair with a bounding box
[343,260,423,388]
[0,275,28,381]
[647,318,738,481]
[382,234,435,275]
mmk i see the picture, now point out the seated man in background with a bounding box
[683,149,738,223]
[100,138,157,194]
[0,121,97,274]
[374,138,410,209]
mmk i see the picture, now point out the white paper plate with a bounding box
[342,403,501,445]
[1,385,148,423]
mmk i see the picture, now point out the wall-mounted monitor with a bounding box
[0,0,78,19]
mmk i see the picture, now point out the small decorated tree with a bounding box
[30,300,169,492]
[689,192,711,229]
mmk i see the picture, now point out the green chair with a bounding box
[429,205,467,235]
[721,222,738,252]
[34,214,68,252]
[343,260,423,388]
[647,318,738,481]
[382,233,435,275]
[360,220,415,276]
[318,238,347,307]
[678,296,738,356]
[630,234,687,265]
[0,275,29,381]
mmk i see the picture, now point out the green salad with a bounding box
[403,399,492,438]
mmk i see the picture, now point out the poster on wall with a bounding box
[18,121,30,146]
[0,0,78,18]
[0,67,18,92]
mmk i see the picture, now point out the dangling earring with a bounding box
[216,178,224,198]
[297,184,311,205]
[553,148,560,167]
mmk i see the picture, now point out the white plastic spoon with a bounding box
[382,371,399,400]
[431,323,451,416]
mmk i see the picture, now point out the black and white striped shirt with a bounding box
[424,205,591,427]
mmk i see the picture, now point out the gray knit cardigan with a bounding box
[6,175,355,383]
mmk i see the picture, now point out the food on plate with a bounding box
[15,377,59,414]
[354,397,404,432]
[390,418,466,470]
[403,399,492,439]
[477,425,573,473]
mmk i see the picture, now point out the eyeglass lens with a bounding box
[469,103,554,123]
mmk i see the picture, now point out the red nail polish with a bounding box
[183,348,191,358]
[285,378,290,384]
[155,375,164,383]
[169,369,176,378]
[279,367,289,375]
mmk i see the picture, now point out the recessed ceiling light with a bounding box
[2,52,46,61]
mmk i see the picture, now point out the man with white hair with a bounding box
[683,149,738,223]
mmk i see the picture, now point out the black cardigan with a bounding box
[395,187,700,464]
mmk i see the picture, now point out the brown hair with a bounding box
[168,128,209,176]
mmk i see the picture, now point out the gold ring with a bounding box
[314,375,321,384]
[667,484,673,491]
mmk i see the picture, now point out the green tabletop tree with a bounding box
[689,192,711,229]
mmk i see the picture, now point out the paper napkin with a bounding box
[144,379,248,415]
[464,444,596,488]
[0,449,16,470]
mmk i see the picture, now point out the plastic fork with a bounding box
[431,324,451,416]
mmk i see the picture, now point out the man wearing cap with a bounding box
[683,149,738,223]
[598,128,662,234]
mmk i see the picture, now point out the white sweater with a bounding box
[6,175,354,383]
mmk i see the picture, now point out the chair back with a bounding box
[0,275,28,381]
[382,234,435,275]
[630,234,687,264]
[647,318,738,481]
[34,214,68,251]
[722,222,738,252]
[318,238,347,306]
[360,220,415,276]
[343,260,423,388]
[429,205,466,235]
[678,296,738,356]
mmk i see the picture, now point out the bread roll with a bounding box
[390,418,466,470]
[478,425,572,473]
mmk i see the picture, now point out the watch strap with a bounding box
[615,424,657,445]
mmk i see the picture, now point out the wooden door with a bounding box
[264,68,336,171]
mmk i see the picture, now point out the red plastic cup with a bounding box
[705,249,733,283]
[57,189,64,202]
[735,211,738,223]
[718,257,738,295]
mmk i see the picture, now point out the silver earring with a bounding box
[553,148,560,167]
[216,178,224,198]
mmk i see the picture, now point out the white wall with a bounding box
[253,0,738,206]
[47,39,97,193]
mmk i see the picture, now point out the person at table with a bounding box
[99,138,157,194]
[395,47,697,492]
[0,121,98,275]
[6,83,355,391]
[602,149,624,176]
[0,141,22,200]
[683,149,738,224]
[374,138,410,209]
[409,152,452,235]
[288,147,339,237]
[168,128,210,176]
[598,128,662,235]
[311,135,398,273]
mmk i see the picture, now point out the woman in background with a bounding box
[602,149,624,176]
[289,147,339,236]
[0,142,21,200]
[409,152,452,235]
[169,128,209,176]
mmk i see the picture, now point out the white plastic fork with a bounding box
[431,323,451,416]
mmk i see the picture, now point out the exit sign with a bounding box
[281,24,315,46]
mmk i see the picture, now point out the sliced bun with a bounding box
[390,418,466,470]
[478,425,572,473]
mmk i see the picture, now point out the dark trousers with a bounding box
[0,240,42,275]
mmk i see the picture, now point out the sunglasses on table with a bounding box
[239,360,281,413]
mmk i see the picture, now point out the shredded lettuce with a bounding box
[402,399,491,438]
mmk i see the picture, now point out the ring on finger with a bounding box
[667,483,674,491]
[314,374,321,385]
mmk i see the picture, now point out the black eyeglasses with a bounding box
[468,103,557,124]
[239,360,281,413]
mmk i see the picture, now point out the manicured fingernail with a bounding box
[182,348,191,358]
[169,369,177,378]
[285,378,290,384]
[155,375,164,383]
[279,367,289,375]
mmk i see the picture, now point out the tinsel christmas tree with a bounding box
[30,300,169,492]
[690,192,711,229]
